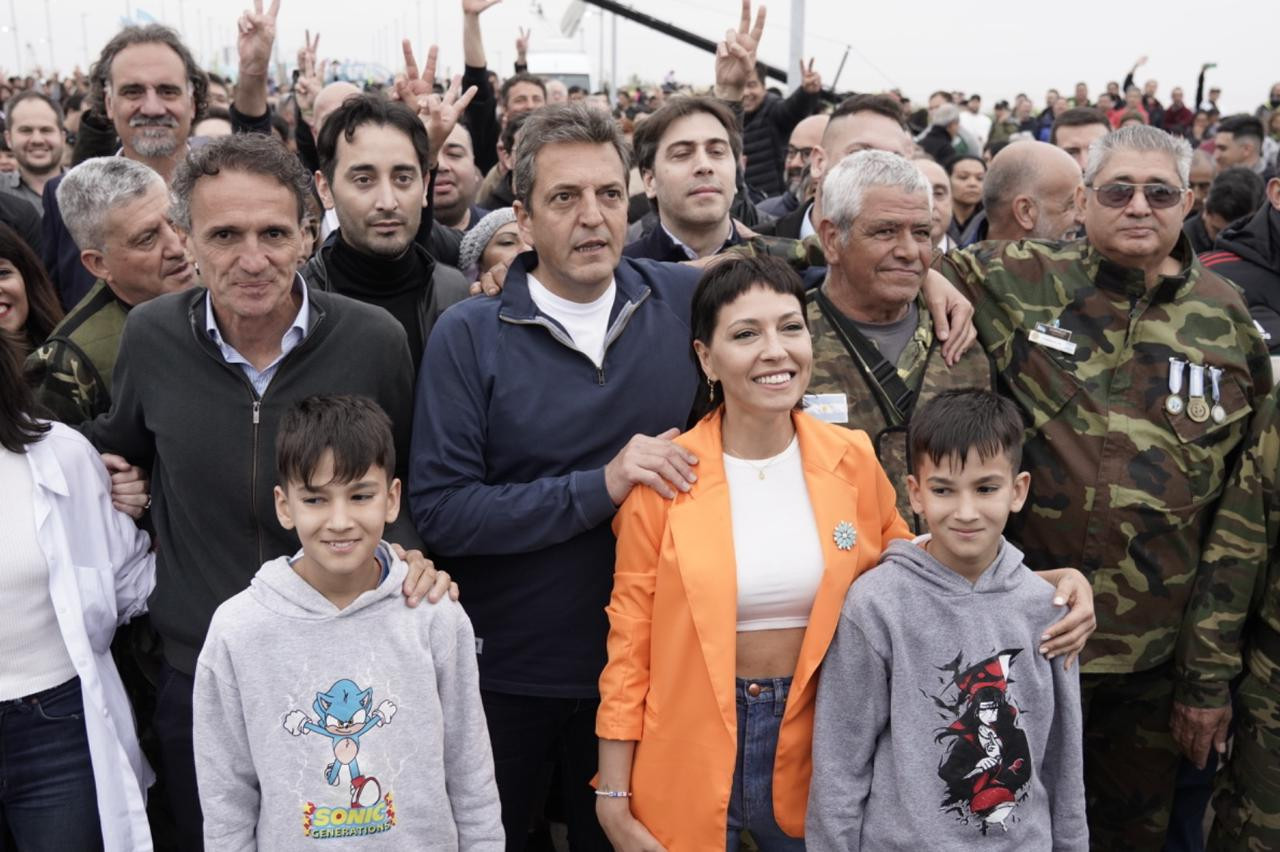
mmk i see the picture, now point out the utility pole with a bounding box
[44,0,54,70]
[610,12,618,95]
[7,0,21,77]
[788,0,804,93]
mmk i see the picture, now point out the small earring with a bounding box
[707,377,715,404]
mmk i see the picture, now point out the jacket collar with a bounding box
[1083,232,1197,302]
[498,250,650,321]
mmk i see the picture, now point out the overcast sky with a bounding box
[6,0,1275,114]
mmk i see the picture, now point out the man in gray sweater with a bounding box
[808,390,1086,850]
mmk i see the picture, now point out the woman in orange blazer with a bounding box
[595,256,1092,851]
[595,256,910,851]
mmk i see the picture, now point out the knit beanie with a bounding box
[459,207,518,273]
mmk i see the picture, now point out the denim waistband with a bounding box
[735,676,793,712]
[0,676,81,710]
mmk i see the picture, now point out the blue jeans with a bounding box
[726,677,806,852]
[0,677,103,852]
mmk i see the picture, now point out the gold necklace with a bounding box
[725,442,792,480]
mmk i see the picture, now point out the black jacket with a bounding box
[302,236,471,359]
[1184,213,1215,255]
[1202,204,1280,351]
[755,201,812,239]
[621,219,743,262]
[920,125,958,166]
[742,89,821,198]
[86,287,417,674]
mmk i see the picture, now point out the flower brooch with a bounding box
[833,521,857,551]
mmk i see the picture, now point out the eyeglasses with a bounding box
[1086,182,1187,209]
[785,145,814,162]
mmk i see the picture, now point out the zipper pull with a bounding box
[252,400,261,424]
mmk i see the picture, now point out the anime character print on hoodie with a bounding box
[806,536,1087,851]
[193,543,504,851]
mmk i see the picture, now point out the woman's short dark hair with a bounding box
[0,223,63,348]
[0,330,51,452]
[908,388,1025,473]
[316,94,431,186]
[945,153,986,176]
[690,255,808,419]
[275,395,396,490]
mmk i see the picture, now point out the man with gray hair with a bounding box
[25,157,194,425]
[980,141,1083,242]
[931,123,1270,847]
[86,132,451,848]
[919,103,960,166]
[43,5,279,311]
[804,149,995,527]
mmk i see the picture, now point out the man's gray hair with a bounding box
[56,157,165,252]
[930,103,960,128]
[512,103,631,206]
[1084,124,1193,187]
[171,133,312,231]
[822,150,931,241]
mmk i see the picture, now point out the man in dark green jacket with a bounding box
[26,156,195,425]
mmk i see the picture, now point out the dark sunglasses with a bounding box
[1087,182,1186,209]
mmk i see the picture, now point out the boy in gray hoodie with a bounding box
[193,396,503,850]
[807,389,1087,850]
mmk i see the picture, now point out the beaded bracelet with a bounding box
[594,789,633,798]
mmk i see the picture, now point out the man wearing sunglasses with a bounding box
[935,123,1270,850]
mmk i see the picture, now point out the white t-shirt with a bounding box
[526,273,616,368]
[723,436,826,631]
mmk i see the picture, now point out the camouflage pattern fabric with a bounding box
[25,279,129,426]
[804,288,996,530]
[1178,387,1280,849]
[940,236,1271,675]
[1080,663,1182,850]
[1208,672,1280,851]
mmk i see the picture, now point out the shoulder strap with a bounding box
[813,288,917,425]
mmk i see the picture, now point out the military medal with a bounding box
[1186,363,1210,423]
[1165,358,1185,416]
[1209,367,1226,424]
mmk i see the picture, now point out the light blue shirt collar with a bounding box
[204,275,311,395]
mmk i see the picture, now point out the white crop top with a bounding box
[723,436,825,631]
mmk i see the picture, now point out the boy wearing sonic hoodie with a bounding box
[193,396,503,850]
[807,389,1087,850]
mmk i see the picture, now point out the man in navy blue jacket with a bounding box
[409,103,703,850]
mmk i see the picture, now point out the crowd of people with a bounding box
[2,0,1280,849]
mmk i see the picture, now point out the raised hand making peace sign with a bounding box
[395,40,479,169]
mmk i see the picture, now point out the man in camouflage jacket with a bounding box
[802,151,995,529]
[1175,386,1280,850]
[25,157,195,425]
[938,125,1271,848]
